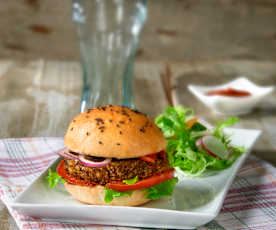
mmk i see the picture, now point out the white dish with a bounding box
[188,77,274,115]
[10,128,261,229]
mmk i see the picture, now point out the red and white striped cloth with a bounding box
[0,138,275,230]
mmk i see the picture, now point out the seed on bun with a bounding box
[56,105,177,206]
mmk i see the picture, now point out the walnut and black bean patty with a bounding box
[64,155,170,186]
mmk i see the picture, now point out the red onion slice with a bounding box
[79,155,111,168]
[58,149,79,160]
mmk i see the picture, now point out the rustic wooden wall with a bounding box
[1,0,276,62]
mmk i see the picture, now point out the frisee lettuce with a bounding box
[46,169,65,188]
[155,106,245,177]
[213,116,240,146]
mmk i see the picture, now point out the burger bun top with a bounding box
[64,105,167,159]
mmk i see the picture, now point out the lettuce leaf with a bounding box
[146,178,178,200]
[123,176,138,185]
[46,169,65,188]
[104,187,133,203]
[155,106,245,177]
[213,117,240,144]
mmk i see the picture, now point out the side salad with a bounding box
[155,106,245,177]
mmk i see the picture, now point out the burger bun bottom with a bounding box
[64,182,151,206]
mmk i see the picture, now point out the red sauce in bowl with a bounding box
[207,87,251,97]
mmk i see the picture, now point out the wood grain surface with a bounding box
[0,59,275,229]
[1,0,276,62]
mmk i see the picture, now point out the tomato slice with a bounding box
[57,160,95,187]
[140,153,158,163]
[159,150,166,159]
[106,168,174,192]
[140,151,167,163]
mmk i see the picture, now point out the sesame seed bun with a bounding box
[64,182,150,206]
[64,105,167,159]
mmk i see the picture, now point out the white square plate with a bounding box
[10,128,261,229]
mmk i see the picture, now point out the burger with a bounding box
[56,105,177,206]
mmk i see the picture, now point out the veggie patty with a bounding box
[64,155,170,186]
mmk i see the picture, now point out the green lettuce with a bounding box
[104,176,138,203]
[104,187,133,203]
[123,176,138,185]
[46,169,65,188]
[146,178,178,200]
[155,106,245,177]
[213,116,240,145]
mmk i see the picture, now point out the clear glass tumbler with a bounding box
[72,0,147,112]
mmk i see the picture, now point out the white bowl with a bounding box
[188,77,274,115]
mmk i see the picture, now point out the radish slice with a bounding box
[202,136,228,159]
[195,137,207,154]
[195,138,202,148]
[79,155,111,167]
[58,149,79,160]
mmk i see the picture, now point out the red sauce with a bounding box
[207,87,251,97]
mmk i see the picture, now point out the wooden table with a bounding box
[0,59,275,229]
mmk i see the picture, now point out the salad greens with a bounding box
[155,106,245,177]
[46,169,65,188]
[213,116,239,145]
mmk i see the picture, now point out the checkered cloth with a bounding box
[0,138,275,230]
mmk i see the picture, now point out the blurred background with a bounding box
[0,0,275,163]
[2,0,276,62]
